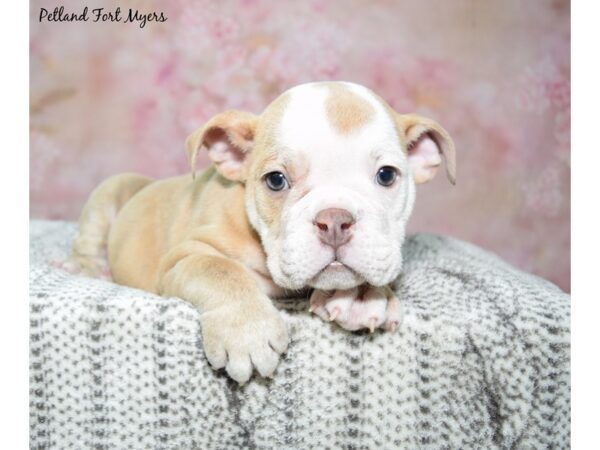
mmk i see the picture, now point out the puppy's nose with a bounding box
[314,208,355,249]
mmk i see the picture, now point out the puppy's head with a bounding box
[186,82,456,290]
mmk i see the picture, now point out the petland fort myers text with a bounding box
[38,6,167,28]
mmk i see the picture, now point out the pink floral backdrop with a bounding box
[30,0,570,291]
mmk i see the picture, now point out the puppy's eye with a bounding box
[376,166,398,187]
[264,171,289,191]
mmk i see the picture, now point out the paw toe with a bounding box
[251,347,280,378]
[384,320,400,333]
[267,322,289,354]
[204,342,227,369]
[226,352,253,385]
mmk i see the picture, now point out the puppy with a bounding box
[63,81,456,384]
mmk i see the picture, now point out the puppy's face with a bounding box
[186,82,456,291]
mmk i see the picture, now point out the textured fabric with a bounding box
[29,220,570,449]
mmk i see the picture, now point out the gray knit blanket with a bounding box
[30,220,570,449]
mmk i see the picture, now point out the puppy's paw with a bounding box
[200,300,289,384]
[52,255,112,281]
[309,285,402,333]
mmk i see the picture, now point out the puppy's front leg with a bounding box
[158,241,288,384]
[310,285,402,333]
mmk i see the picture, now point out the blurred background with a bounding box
[30,0,570,291]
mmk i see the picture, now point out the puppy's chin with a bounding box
[308,263,364,290]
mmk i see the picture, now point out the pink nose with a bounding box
[314,208,355,249]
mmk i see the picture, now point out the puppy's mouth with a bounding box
[320,259,354,274]
[309,259,364,290]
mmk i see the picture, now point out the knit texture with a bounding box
[30,220,570,449]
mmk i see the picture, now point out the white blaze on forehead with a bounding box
[277,82,405,185]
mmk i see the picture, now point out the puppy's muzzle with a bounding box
[314,208,355,250]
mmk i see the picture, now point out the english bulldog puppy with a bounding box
[62,81,456,384]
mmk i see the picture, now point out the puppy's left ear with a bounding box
[185,110,259,181]
[395,113,456,185]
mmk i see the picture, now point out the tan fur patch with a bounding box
[254,188,284,230]
[254,92,291,163]
[324,84,375,134]
[247,93,293,236]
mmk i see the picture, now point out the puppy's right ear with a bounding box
[185,110,259,181]
[394,113,457,185]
